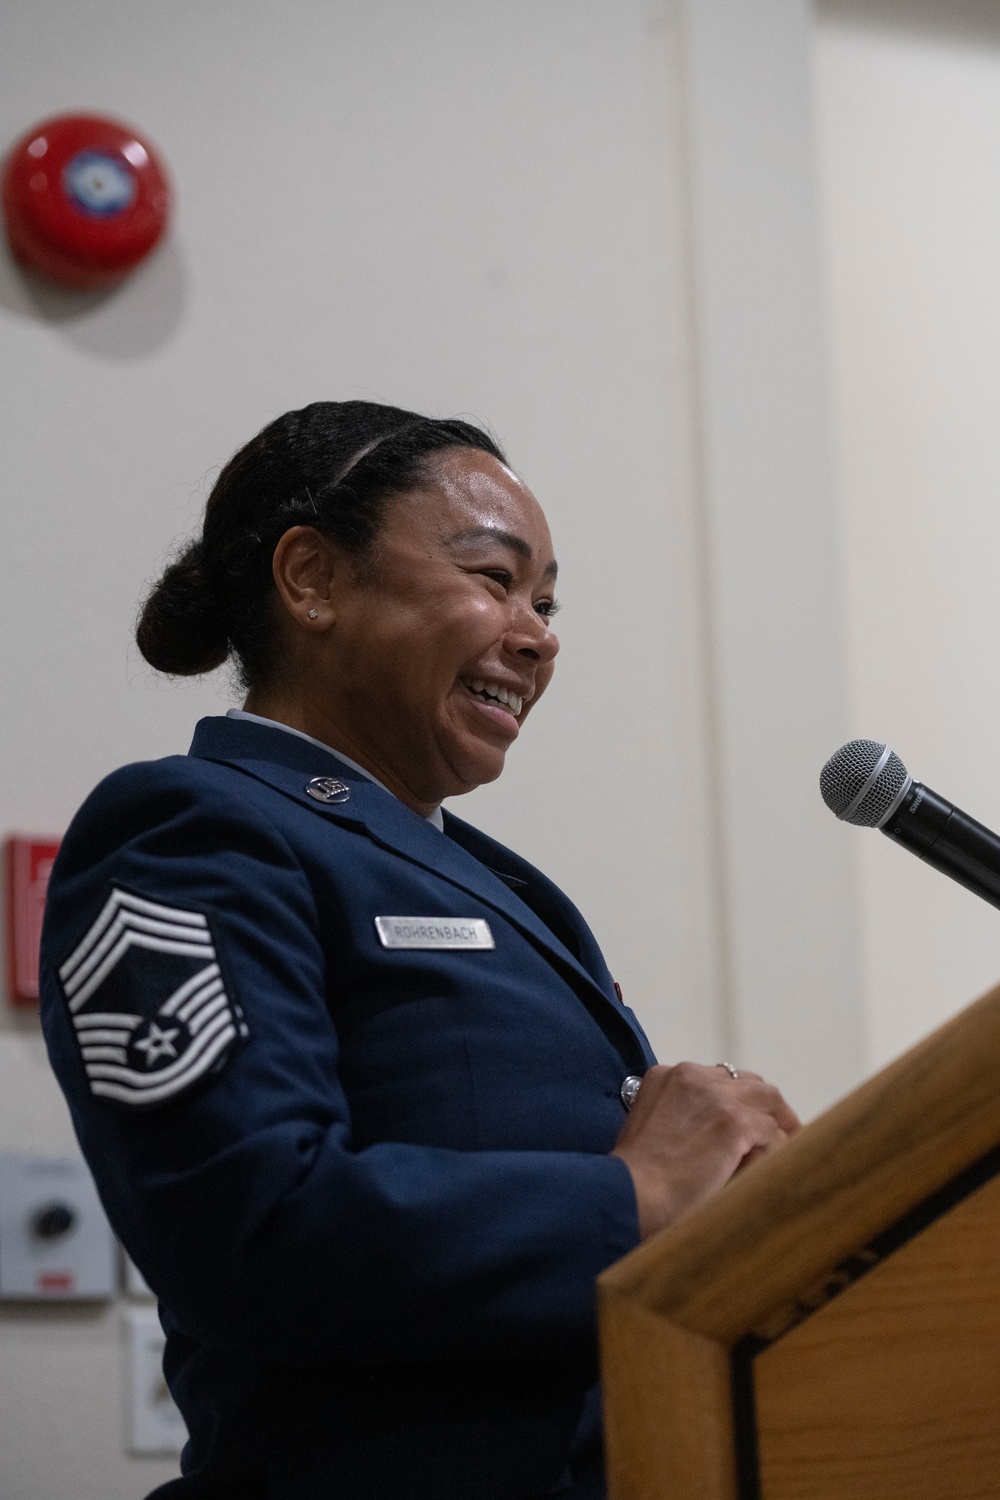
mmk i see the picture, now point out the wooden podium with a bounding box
[598,982,1000,1500]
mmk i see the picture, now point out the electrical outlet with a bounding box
[125,1305,187,1455]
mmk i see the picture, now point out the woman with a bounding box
[39,402,797,1500]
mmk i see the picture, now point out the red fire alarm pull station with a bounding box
[5,838,60,1005]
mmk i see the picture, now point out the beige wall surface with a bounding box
[0,0,895,1494]
[679,0,863,1121]
[0,0,720,1061]
[815,0,1000,1071]
[0,2,716,1495]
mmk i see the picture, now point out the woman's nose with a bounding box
[508,612,559,664]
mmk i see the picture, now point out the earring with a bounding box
[307,608,318,619]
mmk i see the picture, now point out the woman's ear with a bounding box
[271,526,341,631]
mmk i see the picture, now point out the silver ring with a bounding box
[716,1061,739,1080]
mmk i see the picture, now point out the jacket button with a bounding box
[620,1075,643,1111]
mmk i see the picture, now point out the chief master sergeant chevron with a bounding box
[39,400,799,1500]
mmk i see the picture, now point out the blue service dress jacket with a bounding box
[38,714,656,1500]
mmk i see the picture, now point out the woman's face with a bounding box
[304,448,560,809]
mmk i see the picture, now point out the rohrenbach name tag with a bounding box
[374,916,495,951]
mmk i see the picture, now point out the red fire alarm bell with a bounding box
[5,837,60,1005]
[2,113,171,288]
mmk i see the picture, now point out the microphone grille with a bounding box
[820,739,911,827]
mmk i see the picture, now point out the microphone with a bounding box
[820,739,1000,913]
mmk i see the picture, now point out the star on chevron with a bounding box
[132,1022,181,1067]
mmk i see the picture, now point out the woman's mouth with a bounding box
[462,678,523,718]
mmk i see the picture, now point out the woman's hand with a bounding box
[611,1062,801,1240]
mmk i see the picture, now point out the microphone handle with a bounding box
[882,783,1000,912]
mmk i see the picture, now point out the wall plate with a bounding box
[0,1151,115,1298]
[125,1304,187,1454]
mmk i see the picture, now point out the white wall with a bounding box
[0,0,875,1494]
[815,0,1000,1070]
[678,0,864,1117]
[0,3,719,1495]
[0,0,721,1061]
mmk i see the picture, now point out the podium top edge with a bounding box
[599,977,1000,1344]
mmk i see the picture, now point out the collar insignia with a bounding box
[305,777,351,804]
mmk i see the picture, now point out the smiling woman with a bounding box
[38,401,797,1500]
[248,445,561,811]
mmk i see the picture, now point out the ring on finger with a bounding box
[716,1061,739,1080]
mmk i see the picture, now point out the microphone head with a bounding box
[820,739,912,827]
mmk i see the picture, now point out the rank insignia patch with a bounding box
[58,887,247,1107]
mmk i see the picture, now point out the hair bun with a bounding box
[136,541,229,676]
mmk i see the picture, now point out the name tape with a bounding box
[374,916,495,951]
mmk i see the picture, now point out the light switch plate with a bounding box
[0,1151,115,1298]
[126,1304,187,1454]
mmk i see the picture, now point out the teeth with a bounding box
[464,679,523,716]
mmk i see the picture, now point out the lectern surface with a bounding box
[599,978,1000,1500]
[755,1167,1000,1500]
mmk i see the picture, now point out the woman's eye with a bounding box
[480,569,512,590]
[534,598,560,620]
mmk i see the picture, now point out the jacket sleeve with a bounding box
[39,759,640,1369]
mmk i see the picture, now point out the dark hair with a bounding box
[136,400,506,688]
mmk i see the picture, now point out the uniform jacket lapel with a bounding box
[190,716,650,1070]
